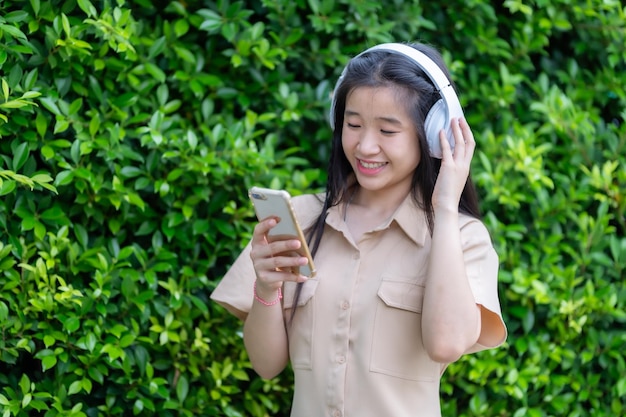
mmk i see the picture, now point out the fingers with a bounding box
[250,218,309,287]
[450,118,465,157]
[250,217,277,244]
[253,250,309,286]
[457,117,475,158]
[440,118,475,163]
[439,128,453,161]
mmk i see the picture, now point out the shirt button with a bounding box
[333,410,341,417]
[337,356,346,364]
[341,301,350,310]
[352,252,359,260]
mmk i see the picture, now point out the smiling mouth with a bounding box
[358,159,387,169]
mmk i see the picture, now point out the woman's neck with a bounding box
[344,185,412,242]
[350,185,411,217]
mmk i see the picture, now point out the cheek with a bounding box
[406,136,422,165]
[341,129,356,153]
[393,139,421,169]
[414,142,422,165]
[411,148,422,170]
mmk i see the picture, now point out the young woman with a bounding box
[211,42,507,417]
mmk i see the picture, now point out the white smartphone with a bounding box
[248,187,316,277]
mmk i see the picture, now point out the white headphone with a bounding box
[329,43,464,159]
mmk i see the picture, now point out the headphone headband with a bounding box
[330,42,464,158]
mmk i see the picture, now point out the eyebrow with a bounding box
[344,110,404,126]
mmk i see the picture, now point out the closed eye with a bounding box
[347,123,361,128]
[381,129,399,135]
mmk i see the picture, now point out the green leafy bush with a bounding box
[0,0,624,416]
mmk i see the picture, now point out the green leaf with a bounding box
[68,380,82,395]
[70,140,80,164]
[173,46,196,64]
[0,23,27,40]
[74,223,89,248]
[61,13,71,36]
[88,113,100,137]
[41,356,57,372]
[174,19,190,38]
[4,11,30,23]
[77,0,98,17]
[189,295,208,314]
[68,98,83,115]
[40,205,65,220]
[30,174,52,184]
[39,97,61,115]
[186,129,198,150]
[0,302,8,322]
[30,0,41,15]
[145,63,166,83]
[133,399,144,415]
[0,180,16,196]
[55,170,74,186]
[82,378,93,394]
[198,9,222,32]
[43,335,55,348]
[87,367,104,384]
[120,166,143,178]
[1,79,8,100]
[22,393,32,408]
[35,112,48,138]
[176,375,189,403]
[148,36,166,59]
[12,142,30,171]
[19,374,30,394]
[21,91,41,100]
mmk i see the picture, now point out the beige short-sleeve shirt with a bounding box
[211,194,506,417]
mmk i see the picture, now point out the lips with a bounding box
[357,158,387,174]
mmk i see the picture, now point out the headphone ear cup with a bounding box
[423,99,452,159]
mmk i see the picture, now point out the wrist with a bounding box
[254,281,283,306]
[433,204,459,219]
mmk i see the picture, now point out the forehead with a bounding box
[345,86,414,118]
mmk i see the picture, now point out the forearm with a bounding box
[422,209,481,363]
[243,285,290,379]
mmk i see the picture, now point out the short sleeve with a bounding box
[210,242,255,321]
[459,216,507,351]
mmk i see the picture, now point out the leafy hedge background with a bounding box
[0,0,624,416]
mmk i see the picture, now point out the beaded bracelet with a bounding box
[253,281,283,306]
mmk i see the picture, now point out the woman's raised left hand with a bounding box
[432,117,476,212]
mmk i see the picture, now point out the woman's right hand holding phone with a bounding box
[249,217,309,299]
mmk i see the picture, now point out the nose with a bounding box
[358,128,380,155]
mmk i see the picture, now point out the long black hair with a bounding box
[291,42,481,319]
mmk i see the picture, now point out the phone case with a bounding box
[248,187,316,277]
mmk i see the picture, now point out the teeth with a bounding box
[360,160,385,169]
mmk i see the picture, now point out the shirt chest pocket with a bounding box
[370,275,439,382]
[283,280,318,370]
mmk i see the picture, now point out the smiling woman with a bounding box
[211,42,507,417]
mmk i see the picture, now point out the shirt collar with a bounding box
[326,193,429,247]
[388,194,429,246]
